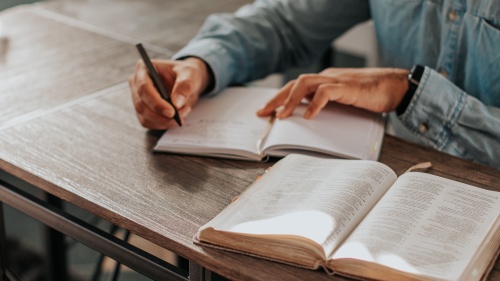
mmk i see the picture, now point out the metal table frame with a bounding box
[0,175,209,281]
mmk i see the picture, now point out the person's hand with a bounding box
[129,57,212,129]
[256,68,409,119]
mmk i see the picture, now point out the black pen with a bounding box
[135,43,182,126]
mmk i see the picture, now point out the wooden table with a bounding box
[0,1,499,280]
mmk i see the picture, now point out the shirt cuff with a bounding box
[398,66,468,149]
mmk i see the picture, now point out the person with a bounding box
[129,0,500,168]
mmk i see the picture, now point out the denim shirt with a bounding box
[174,0,500,169]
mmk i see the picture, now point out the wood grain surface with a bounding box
[0,1,499,281]
[0,82,498,281]
[0,83,331,281]
[41,0,253,51]
[0,7,154,129]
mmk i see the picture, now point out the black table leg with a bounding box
[44,192,68,281]
[108,230,131,281]
[0,179,187,281]
[0,202,6,281]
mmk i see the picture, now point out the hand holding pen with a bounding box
[129,43,213,130]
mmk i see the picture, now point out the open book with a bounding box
[155,87,385,161]
[195,154,500,281]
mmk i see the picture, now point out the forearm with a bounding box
[398,67,500,168]
[173,0,370,95]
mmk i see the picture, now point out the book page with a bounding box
[154,87,276,159]
[202,154,397,258]
[331,172,500,281]
[262,102,385,160]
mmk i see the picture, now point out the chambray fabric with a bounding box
[173,0,500,168]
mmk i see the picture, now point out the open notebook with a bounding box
[155,87,385,161]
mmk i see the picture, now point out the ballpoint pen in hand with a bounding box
[135,43,182,126]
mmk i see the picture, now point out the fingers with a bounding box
[131,89,175,130]
[129,58,209,129]
[304,83,336,119]
[178,92,201,124]
[170,57,211,109]
[259,68,409,121]
[305,79,393,118]
[175,84,200,124]
[303,82,362,119]
[257,75,333,118]
[132,60,177,116]
[256,81,294,117]
[277,75,334,119]
[171,70,194,109]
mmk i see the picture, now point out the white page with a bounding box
[203,154,397,258]
[332,172,500,281]
[262,102,385,160]
[155,87,276,159]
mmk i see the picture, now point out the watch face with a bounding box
[409,65,424,86]
[408,73,419,86]
[410,64,418,74]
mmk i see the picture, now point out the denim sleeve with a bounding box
[398,67,500,168]
[172,0,370,95]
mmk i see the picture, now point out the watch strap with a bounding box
[396,65,424,115]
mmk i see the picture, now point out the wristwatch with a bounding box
[396,64,424,115]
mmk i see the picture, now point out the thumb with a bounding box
[171,77,194,109]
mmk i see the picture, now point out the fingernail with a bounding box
[304,109,312,119]
[162,109,172,117]
[180,106,191,119]
[174,95,186,108]
[276,107,286,119]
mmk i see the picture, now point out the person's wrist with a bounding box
[396,65,424,116]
